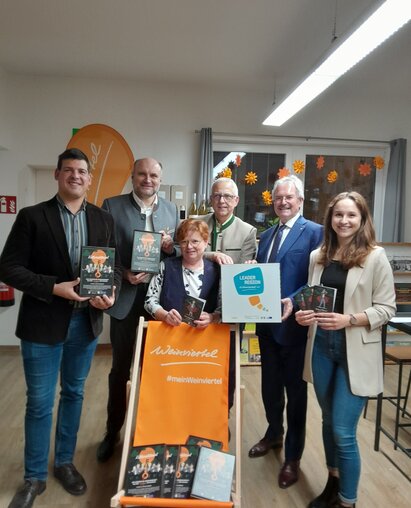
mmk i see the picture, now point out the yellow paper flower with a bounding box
[245,171,258,185]
[262,190,273,206]
[235,154,242,167]
[327,170,338,183]
[277,167,290,178]
[373,156,384,170]
[358,163,372,176]
[293,160,305,174]
[316,156,325,169]
[218,167,232,179]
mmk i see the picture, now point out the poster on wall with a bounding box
[67,123,134,206]
[221,264,281,323]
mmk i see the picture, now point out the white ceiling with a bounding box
[1,0,410,134]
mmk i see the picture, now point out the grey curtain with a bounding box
[381,138,406,241]
[198,127,213,200]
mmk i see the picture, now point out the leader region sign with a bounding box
[221,264,281,323]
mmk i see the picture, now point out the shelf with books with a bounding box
[240,325,261,366]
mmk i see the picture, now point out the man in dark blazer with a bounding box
[0,148,121,508]
[96,157,179,462]
[248,175,323,489]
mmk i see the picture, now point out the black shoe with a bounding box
[96,432,120,463]
[248,436,283,458]
[308,474,339,508]
[53,463,87,496]
[8,479,46,508]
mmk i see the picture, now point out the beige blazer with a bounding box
[202,213,257,264]
[303,246,396,396]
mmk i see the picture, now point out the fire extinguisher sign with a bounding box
[0,196,17,214]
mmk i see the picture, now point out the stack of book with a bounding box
[124,435,235,502]
[294,284,337,312]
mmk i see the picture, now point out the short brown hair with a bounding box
[176,219,209,243]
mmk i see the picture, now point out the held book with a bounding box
[124,444,165,498]
[79,246,115,296]
[294,285,336,313]
[181,295,206,326]
[172,445,200,499]
[131,230,162,273]
[190,447,235,502]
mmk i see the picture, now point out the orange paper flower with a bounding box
[262,190,273,206]
[373,156,384,170]
[277,167,290,178]
[327,170,338,183]
[235,154,242,167]
[316,156,325,169]
[293,160,305,174]
[358,163,372,176]
[245,171,258,185]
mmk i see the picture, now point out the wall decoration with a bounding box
[67,123,134,206]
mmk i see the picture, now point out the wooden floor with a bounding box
[0,346,410,507]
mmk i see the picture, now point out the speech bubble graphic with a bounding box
[233,267,264,295]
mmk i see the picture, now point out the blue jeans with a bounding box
[21,309,97,481]
[312,329,366,505]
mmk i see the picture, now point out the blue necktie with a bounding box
[268,224,285,262]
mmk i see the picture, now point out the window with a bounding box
[213,134,389,238]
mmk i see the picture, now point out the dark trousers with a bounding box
[106,284,150,436]
[258,335,307,461]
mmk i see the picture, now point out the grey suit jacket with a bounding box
[202,213,257,264]
[303,246,396,396]
[102,193,179,320]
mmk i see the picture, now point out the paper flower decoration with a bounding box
[373,156,385,170]
[327,170,338,183]
[235,154,242,167]
[262,190,273,206]
[245,171,258,185]
[358,163,372,176]
[277,167,290,178]
[215,166,233,179]
[316,156,325,169]
[293,160,305,174]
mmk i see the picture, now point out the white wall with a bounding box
[0,73,410,345]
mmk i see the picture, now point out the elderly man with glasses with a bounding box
[200,177,257,410]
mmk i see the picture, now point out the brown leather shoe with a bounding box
[278,460,300,488]
[248,436,283,458]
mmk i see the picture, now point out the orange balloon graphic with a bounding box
[90,249,108,279]
[140,233,155,257]
[67,123,134,206]
[139,447,156,480]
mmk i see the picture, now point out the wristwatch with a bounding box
[349,314,357,326]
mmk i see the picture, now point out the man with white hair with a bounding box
[248,175,323,490]
[201,177,257,409]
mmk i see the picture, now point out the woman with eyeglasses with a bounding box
[144,218,221,327]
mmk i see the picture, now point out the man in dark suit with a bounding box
[0,148,121,508]
[96,157,179,462]
[248,175,323,489]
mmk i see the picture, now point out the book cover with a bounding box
[181,295,206,326]
[248,337,261,363]
[131,230,162,273]
[79,246,115,296]
[124,444,165,498]
[313,285,336,313]
[172,445,200,499]
[186,435,223,451]
[161,445,180,498]
[190,447,235,502]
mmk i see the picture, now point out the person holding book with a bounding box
[96,157,179,463]
[248,175,323,491]
[0,148,121,508]
[144,218,221,327]
[295,191,396,508]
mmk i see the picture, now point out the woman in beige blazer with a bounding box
[295,192,396,508]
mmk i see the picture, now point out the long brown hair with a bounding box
[318,191,376,269]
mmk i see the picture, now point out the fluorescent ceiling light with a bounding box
[263,0,411,126]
